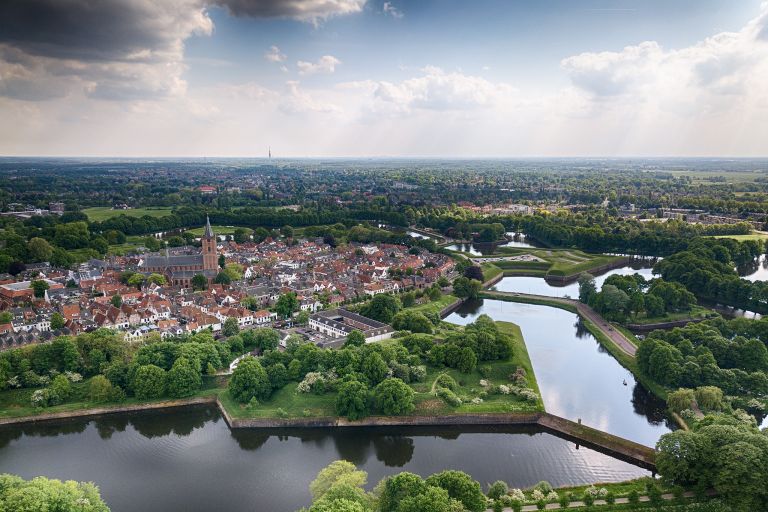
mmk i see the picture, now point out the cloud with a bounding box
[560,3,768,113]
[369,66,516,115]
[264,45,286,63]
[279,81,340,114]
[297,55,341,75]
[214,0,366,23]
[0,0,213,101]
[382,2,403,19]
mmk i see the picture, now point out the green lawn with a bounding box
[408,293,460,317]
[480,262,503,283]
[473,247,624,279]
[708,232,768,241]
[82,207,174,222]
[185,225,252,237]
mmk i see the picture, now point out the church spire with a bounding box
[204,216,214,239]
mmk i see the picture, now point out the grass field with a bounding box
[708,232,768,241]
[185,225,252,237]
[220,319,544,420]
[82,206,174,222]
[408,293,460,317]
[474,247,624,279]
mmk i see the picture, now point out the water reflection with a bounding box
[446,299,672,446]
[739,254,768,282]
[0,409,650,512]
[493,263,657,298]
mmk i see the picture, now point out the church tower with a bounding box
[202,216,217,271]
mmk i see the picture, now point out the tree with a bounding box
[50,312,65,330]
[336,379,370,420]
[132,364,167,399]
[578,273,596,304]
[0,473,110,512]
[147,273,166,286]
[426,470,486,512]
[233,228,249,243]
[229,356,271,403]
[452,277,481,299]
[694,386,723,412]
[464,265,484,282]
[191,274,208,291]
[49,374,71,404]
[667,388,695,414]
[378,472,430,512]
[281,225,294,238]
[50,248,74,268]
[214,271,231,285]
[309,460,368,500]
[401,292,416,308]
[110,294,122,308]
[27,237,53,262]
[487,481,508,500]
[456,346,477,373]
[0,311,11,324]
[398,486,463,512]
[362,352,389,385]
[127,273,146,289]
[167,357,202,398]
[391,311,433,334]
[644,294,666,317]
[374,378,414,415]
[274,292,299,319]
[344,330,366,348]
[223,317,240,337]
[218,254,226,269]
[88,375,113,402]
[296,310,310,325]
[30,279,49,299]
[359,294,402,323]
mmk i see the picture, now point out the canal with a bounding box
[492,262,657,298]
[445,299,673,446]
[0,407,650,512]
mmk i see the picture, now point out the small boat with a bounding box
[622,379,627,386]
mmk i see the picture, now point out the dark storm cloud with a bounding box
[0,0,181,62]
[214,0,366,21]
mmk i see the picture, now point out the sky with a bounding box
[0,0,767,157]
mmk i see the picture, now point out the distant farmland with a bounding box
[82,207,174,222]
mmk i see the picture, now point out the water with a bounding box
[739,254,768,282]
[0,407,650,512]
[446,299,672,446]
[445,233,541,255]
[492,264,657,298]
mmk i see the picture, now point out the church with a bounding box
[141,217,219,287]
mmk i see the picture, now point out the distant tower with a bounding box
[269,146,272,159]
[202,216,217,271]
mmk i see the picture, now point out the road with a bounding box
[481,291,637,357]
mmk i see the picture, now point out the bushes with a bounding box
[132,364,166,399]
[374,378,414,415]
[436,386,461,407]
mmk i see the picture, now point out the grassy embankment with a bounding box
[82,207,174,222]
[467,247,624,280]
[0,376,222,421]
[219,320,543,420]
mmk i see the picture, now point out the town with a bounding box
[0,218,455,349]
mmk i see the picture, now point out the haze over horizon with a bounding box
[1,0,767,157]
